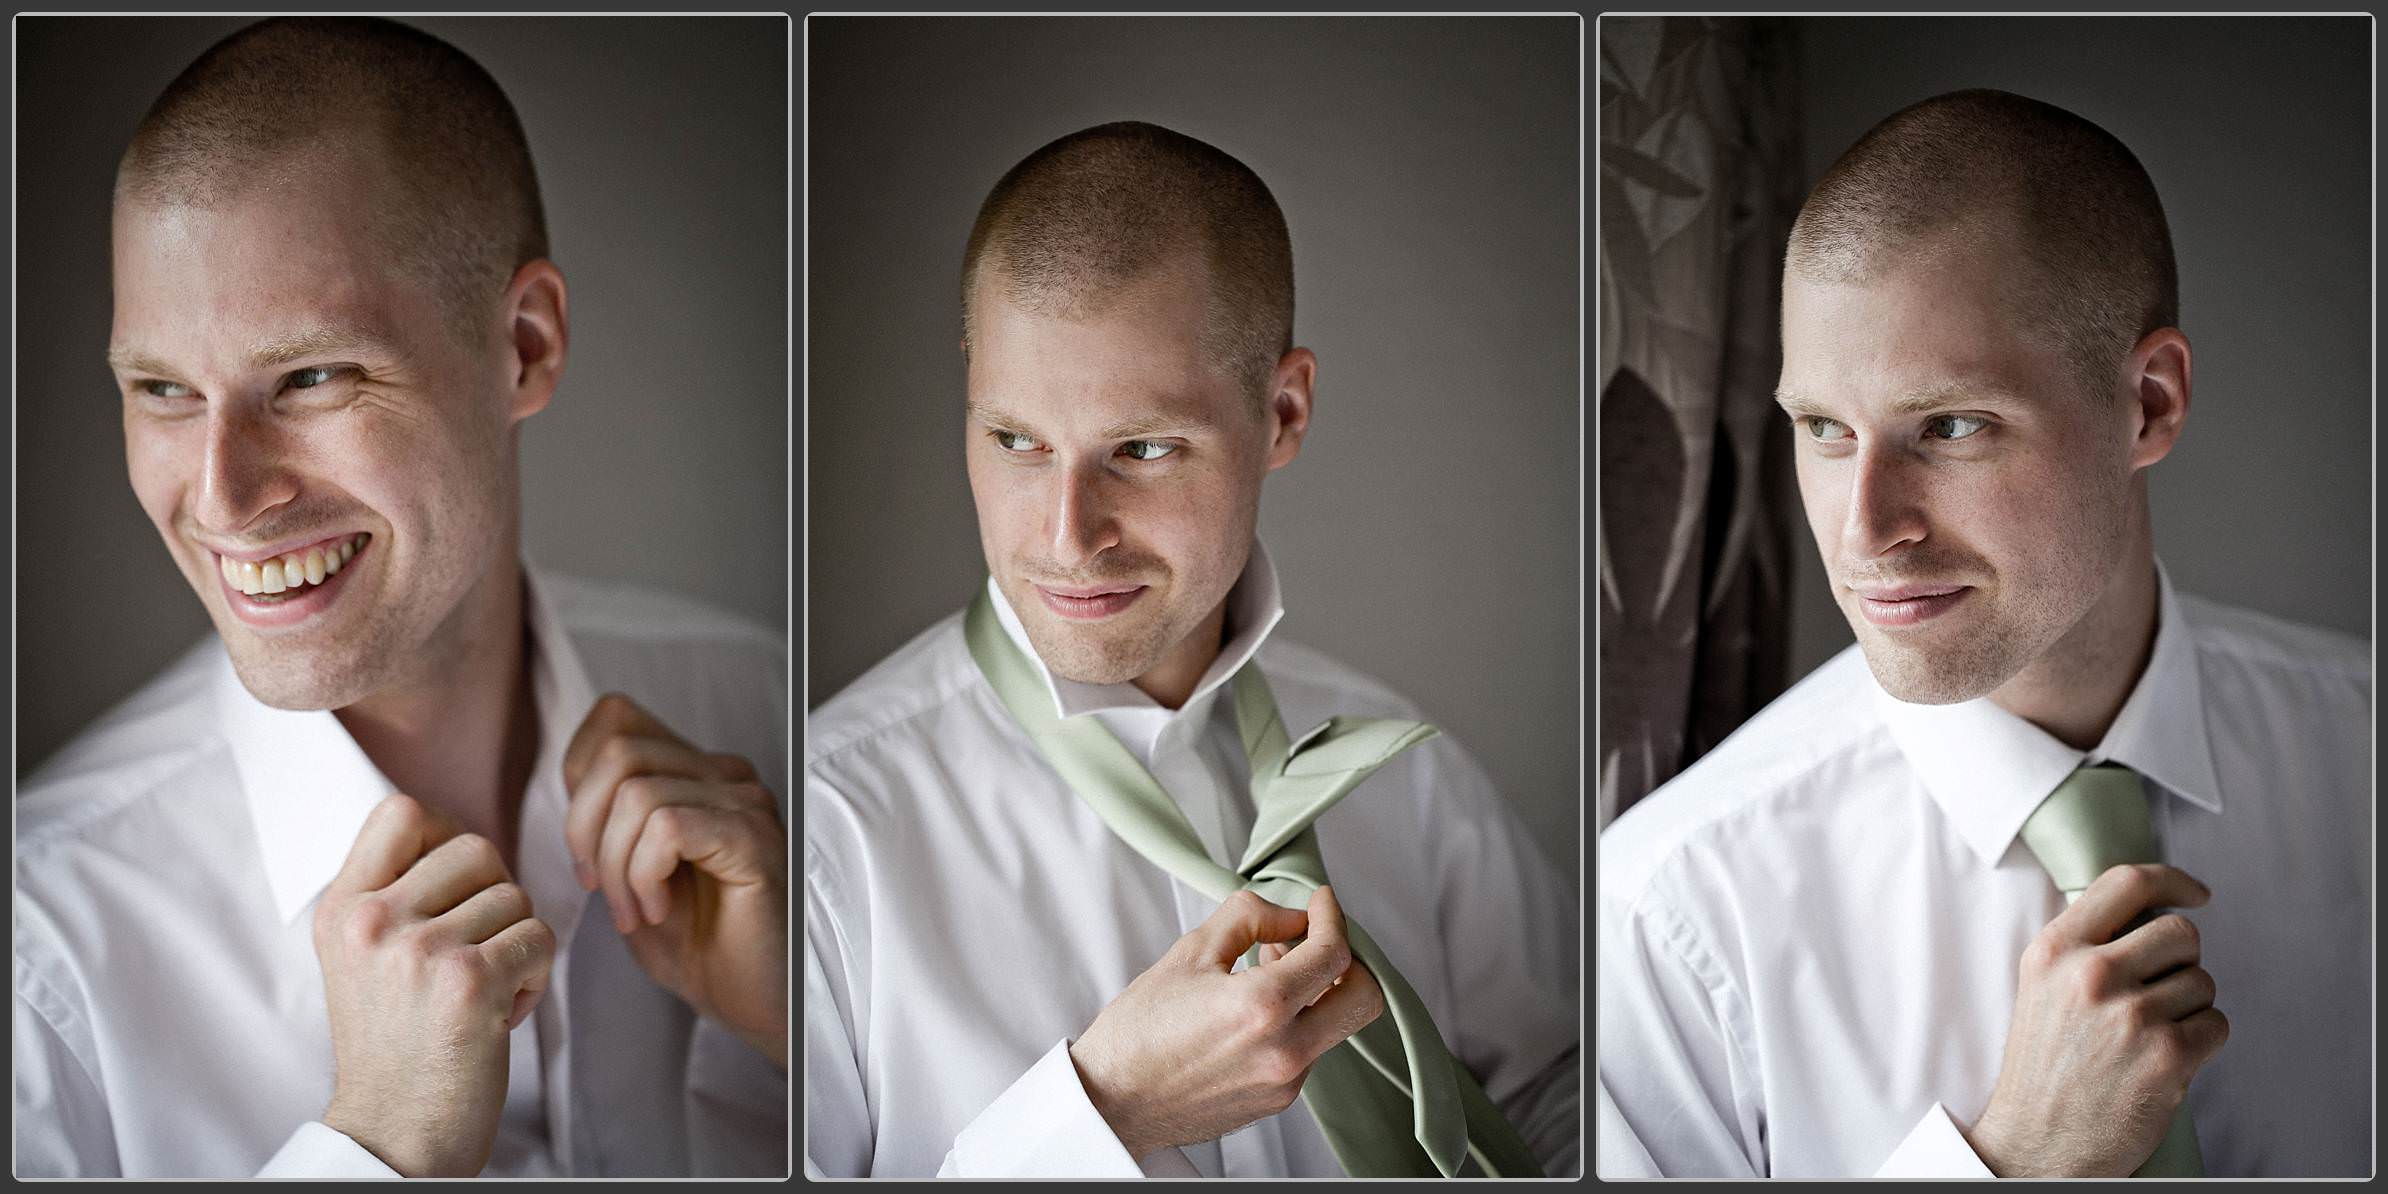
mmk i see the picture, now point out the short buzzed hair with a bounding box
[1787,89,2177,399]
[960,121,1293,412]
[116,16,548,350]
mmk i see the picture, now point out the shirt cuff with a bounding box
[1874,1102,1999,1178]
[946,1038,1180,1178]
[254,1121,404,1179]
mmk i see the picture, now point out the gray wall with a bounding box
[807,16,1580,875]
[15,16,790,775]
[1785,16,2372,681]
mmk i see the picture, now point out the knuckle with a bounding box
[618,775,661,816]
[595,691,638,721]
[379,791,424,826]
[490,881,530,916]
[1237,993,1282,1038]
[594,733,641,776]
[2072,953,2115,998]
[344,895,394,946]
[2019,934,2062,975]
[431,948,489,999]
[647,804,688,842]
[444,832,496,872]
[2190,967,2218,1005]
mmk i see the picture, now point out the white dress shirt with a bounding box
[1597,562,2372,1177]
[803,541,1582,1178]
[14,566,791,1177]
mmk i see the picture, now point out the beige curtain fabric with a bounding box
[1598,17,1802,829]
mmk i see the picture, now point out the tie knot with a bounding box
[2018,762,2157,896]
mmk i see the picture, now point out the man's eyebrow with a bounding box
[966,400,1209,440]
[104,325,398,377]
[1774,381,2029,418]
[1773,387,1830,419]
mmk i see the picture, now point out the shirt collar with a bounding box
[225,563,597,924]
[1877,558,2222,867]
[988,538,1287,721]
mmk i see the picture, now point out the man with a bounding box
[802,120,1580,1177]
[1597,89,2369,1177]
[14,18,789,1177]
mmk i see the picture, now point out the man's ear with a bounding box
[1264,347,1316,471]
[2124,326,2190,472]
[502,258,569,424]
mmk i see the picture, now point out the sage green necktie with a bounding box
[2016,762,2205,1178]
[963,587,1543,1177]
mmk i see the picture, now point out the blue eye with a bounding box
[1927,414,1989,441]
[288,366,339,389]
[1120,440,1177,462]
[138,379,194,399]
[991,430,1040,453]
[1804,417,1852,443]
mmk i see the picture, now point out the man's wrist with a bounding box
[1956,1111,2015,1178]
[1066,1038,1154,1160]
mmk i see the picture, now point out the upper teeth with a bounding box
[219,534,365,596]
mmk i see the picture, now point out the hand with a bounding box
[314,793,557,1178]
[1963,863,2228,1177]
[562,692,787,1068]
[1069,885,1386,1161]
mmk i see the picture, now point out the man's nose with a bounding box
[1842,443,1928,557]
[1047,462,1121,568]
[194,404,298,534]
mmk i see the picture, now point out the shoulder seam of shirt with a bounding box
[805,660,982,773]
[2187,608,2371,681]
[1604,715,1884,912]
[542,570,786,652]
[1615,887,1768,1167]
[14,963,110,1117]
[16,743,229,866]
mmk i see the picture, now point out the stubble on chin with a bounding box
[1019,605,1173,686]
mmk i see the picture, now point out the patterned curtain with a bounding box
[1598,17,1802,829]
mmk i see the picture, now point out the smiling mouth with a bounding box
[217,534,368,602]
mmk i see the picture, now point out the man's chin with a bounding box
[1852,628,2012,706]
[220,638,376,711]
[1020,615,1165,687]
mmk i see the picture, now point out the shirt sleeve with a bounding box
[252,1121,403,1178]
[936,1038,1195,1177]
[1423,738,1583,1177]
[801,832,877,1178]
[13,982,120,1178]
[1872,1102,1998,1178]
[1596,889,1766,1176]
[804,803,1188,1179]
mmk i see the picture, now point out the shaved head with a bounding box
[1786,89,2177,398]
[115,16,548,350]
[960,120,1293,411]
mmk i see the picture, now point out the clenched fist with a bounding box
[1963,863,2228,1177]
[1070,885,1386,1161]
[314,793,558,1177]
[562,692,787,1068]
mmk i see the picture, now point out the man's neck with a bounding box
[334,562,540,869]
[1987,548,2160,752]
